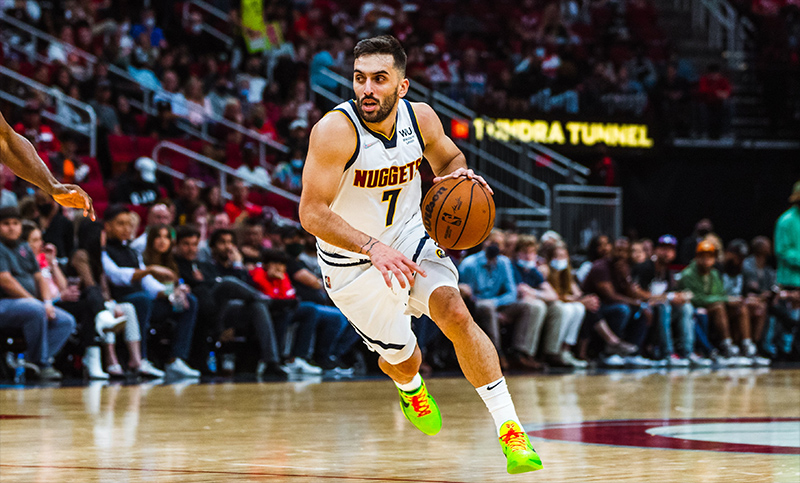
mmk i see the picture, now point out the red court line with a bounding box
[0,464,470,483]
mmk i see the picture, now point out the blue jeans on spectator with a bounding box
[600,302,651,350]
[653,302,695,357]
[120,291,197,361]
[599,303,631,341]
[313,304,359,362]
[0,298,76,367]
[693,310,715,355]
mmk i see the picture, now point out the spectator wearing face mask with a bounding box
[514,237,587,369]
[459,231,547,370]
[274,147,306,194]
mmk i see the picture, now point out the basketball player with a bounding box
[300,36,542,474]
[0,111,94,220]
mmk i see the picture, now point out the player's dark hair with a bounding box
[209,228,236,248]
[175,224,201,242]
[103,204,131,223]
[354,35,407,77]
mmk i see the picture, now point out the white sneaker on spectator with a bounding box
[624,355,657,367]
[688,353,713,367]
[137,359,165,378]
[560,350,589,368]
[601,354,626,367]
[281,358,323,375]
[741,339,759,358]
[668,354,691,367]
[653,358,669,368]
[751,356,771,367]
[166,358,201,378]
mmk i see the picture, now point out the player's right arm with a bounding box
[299,112,425,288]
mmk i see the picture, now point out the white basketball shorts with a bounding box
[318,224,458,365]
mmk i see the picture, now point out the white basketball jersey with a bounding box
[317,99,425,261]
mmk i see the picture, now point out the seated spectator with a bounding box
[112,157,161,206]
[101,205,200,378]
[14,98,61,154]
[514,236,587,368]
[0,167,17,208]
[33,189,74,260]
[183,76,207,126]
[239,217,270,268]
[202,185,225,214]
[282,228,360,373]
[224,179,255,223]
[48,132,90,184]
[632,235,711,366]
[273,149,305,194]
[116,95,140,136]
[0,207,75,380]
[742,236,797,357]
[153,70,190,119]
[145,100,183,139]
[130,202,175,254]
[575,235,612,283]
[680,218,714,265]
[677,241,753,362]
[249,249,323,375]
[235,142,272,187]
[459,231,546,370]
[88,81,122,135]
[541,242,635,363]
[697,63,732,139]
[630,240,648,266]
[582,237,654,366]
[721,239,769,364]
[72,219,145,378]
[174,226,286,377]
[174,178,202,226]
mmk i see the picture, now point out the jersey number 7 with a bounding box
[382,188,402,227]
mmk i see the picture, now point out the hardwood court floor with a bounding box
[1,369,799,483]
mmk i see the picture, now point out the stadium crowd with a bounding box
[0,177,798,381]
[0,1,798,382]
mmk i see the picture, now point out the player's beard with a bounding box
[357,89,398,123]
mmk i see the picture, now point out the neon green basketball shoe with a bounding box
[397,378,442,436]
[498,420,544,474]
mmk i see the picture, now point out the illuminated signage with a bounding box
[472,118,654,149]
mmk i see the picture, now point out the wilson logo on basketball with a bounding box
[423,184,449,231]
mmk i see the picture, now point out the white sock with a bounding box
[476,377,520,436]
[395,373,422,393]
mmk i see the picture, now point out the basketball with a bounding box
[422,177,495,250]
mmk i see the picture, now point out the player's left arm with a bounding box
[0,111,94,220]
[412,102,493,193]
